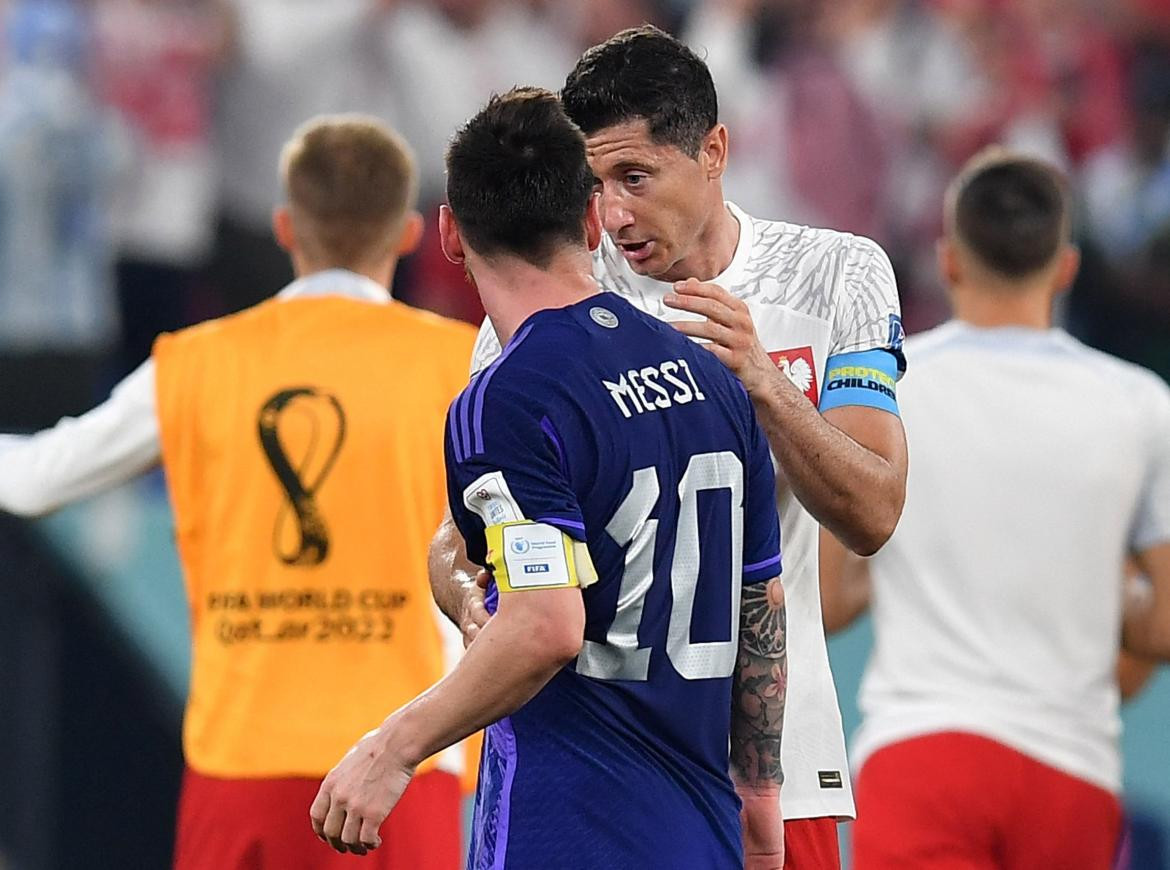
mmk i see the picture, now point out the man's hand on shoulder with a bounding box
[665,278,907,554]
[664,278,788,398]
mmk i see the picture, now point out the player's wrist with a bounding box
[734,780,782,800]
[376,711,427,771]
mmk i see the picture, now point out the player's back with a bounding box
[154,291,476,778]
[447,294,780,870]
[856,320,1170,793]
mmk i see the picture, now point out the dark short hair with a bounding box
[562,25,717,158]
[446,87,594,267]
[280,114,417,267]
[949,150,1071,278]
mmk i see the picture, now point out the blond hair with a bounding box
[280,114,418,268]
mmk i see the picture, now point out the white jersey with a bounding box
[852,322,1170,794]
[470,202,904,820]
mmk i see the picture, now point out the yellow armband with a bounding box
[484,521,598,592]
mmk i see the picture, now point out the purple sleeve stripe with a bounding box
[490,717,518,870]
[472,324,534,456]
[537,516,586,535]
[447,399,464,463]
[540,415,568,477]
[743,553,781,574]
[458,371,484,460]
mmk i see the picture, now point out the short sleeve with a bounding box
[741,406,781,585]
[469,319,503,377]
[829,235,906,376]
[445,368,585,568]
[1131,378,1170,553]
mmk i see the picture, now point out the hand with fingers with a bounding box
[663,278,781,397]
[309,725,416,856]
[460,568,493,648]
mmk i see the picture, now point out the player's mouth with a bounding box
[618,240,655,264]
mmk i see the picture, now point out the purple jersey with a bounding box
[446,294,781,870]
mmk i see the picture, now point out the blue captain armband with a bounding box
[818,349,901,416]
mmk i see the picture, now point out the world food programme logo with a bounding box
[510,537,531,555]
[768,346,819,404]
[590,307,619,329]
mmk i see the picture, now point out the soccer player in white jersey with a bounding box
[431,25,908,869]
[823,150,1170,869]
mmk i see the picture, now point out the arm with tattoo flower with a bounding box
[731,575,787,868]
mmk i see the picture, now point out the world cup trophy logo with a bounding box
[257,387,347,566]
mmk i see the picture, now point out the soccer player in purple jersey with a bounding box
[312,88,788,869]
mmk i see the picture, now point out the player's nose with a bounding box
[600,194,634,235]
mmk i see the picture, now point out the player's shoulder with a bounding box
[457,310,577,401]
[154,297,279,355]
[1058,336,1170,408]
[740,207,893,273]
[901,321,968,362]
[908,322,1169,397]
[447,309,587,455]
[462,295,683,404]
[386,300,479,342]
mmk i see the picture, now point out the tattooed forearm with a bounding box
[730,576,787,788]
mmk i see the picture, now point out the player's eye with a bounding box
[624,172,648,188]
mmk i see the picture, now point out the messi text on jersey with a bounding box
[602,358,707,419]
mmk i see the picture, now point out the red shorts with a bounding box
[852,732,1122,870]
[784,816,841,869]
[173,767,462,870]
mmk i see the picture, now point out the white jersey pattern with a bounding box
[470,202,903,820]
[852,322,1170,794]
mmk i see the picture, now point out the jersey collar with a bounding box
[276,269,391,304]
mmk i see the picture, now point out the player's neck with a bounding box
[292,256,396,291]
[475,251,599,346]
[662,201,740,283]
[951,285,1054,330]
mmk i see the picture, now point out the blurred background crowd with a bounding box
[0,1,1168,867]
[1,0,1169,431]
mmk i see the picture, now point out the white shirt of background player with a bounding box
[850,322,1170,795]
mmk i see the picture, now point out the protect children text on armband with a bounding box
[818,349,901,416]
[483,520,598,593]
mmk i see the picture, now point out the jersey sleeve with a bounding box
[469,319,503,377]
[741,405,782,585]
[1131,377,1170,553]
[828,235,906,374]
[444,367,586,569]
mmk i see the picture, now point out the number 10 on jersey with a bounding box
[576,451,745,683]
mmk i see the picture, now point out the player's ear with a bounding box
[1052,244,1080,296]
[585,193,602,252]
[937,237,961,288]
[700,124,729,180]
[272,205,296,254]
[395,210,425,256]
[438,204,465,265]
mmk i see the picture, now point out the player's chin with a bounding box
[634,252,677,281]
